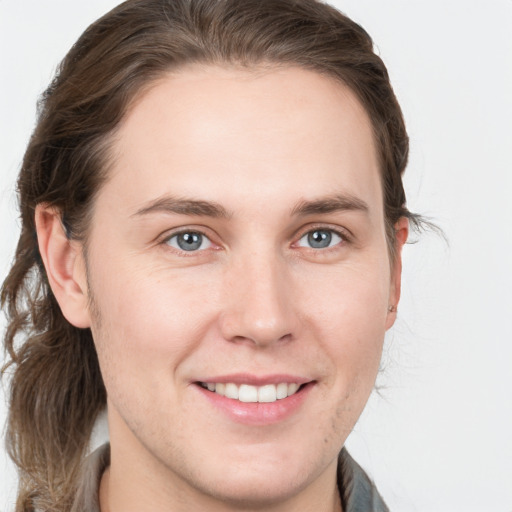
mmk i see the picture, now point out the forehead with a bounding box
[99,65,382,220]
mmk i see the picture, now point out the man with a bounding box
[2,1,414,510]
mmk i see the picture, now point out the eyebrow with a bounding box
[132,193,369,220]
[291,194,369,217]
[132,196,231,219]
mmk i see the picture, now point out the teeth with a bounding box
[258,384,277,403]
[288,383,300,395]
[204,382,303,403]
[225,383,239,400]
[276,382,288,399]
[239,384,258,402]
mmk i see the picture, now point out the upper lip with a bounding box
[195,373,313,386]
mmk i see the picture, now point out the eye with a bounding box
[165,231,212,252]
[297,229,343,249]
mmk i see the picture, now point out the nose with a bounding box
[219,252,298,347]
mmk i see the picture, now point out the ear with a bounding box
[35,205,91,328]
[385,217,409,330]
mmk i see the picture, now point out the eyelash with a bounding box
[160,225,350,255]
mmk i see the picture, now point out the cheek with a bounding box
[289,260,389,420]
[88,260,218,393]
[302,259,390,343]
[300,263,389,406]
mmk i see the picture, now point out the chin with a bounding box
[170,439,335,509]
[191,467,311,509]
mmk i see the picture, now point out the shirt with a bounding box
[71,443,389,511]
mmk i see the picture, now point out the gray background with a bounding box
[1,1,511,510]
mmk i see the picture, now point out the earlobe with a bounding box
[385,217,409,330]
[35,205,91,328]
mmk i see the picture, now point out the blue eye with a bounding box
[298,229,343,249]
[166,231,212,252]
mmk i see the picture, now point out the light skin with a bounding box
[36,65,408,512]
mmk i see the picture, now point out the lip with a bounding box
[196,373,312,386]
[193,374,315,426]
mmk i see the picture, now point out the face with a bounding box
[76,66,404,508]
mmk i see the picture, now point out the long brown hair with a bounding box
[2,0,418,509]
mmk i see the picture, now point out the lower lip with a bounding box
[195,383,314,426]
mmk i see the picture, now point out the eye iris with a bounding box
[308,230,332,249]
[177,232,202,251]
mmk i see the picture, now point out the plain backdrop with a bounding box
[1,1,511,511]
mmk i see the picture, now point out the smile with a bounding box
[199,382,302,403]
